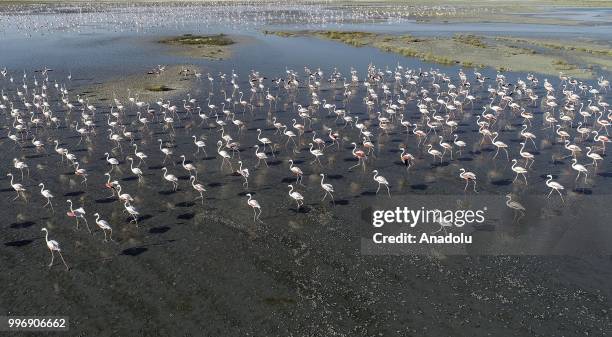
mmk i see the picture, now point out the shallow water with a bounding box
[1,2,611,336]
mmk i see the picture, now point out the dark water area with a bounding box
[0,2,611,336]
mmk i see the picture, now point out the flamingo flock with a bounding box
[1,62,610,270]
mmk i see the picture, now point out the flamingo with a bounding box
[7,173,26,201]
[13,158,29,179]
[545,174,565,202]
[190,176,207,205]
[491,132,509,160]
[438,136,453,160]
[459,168,478,192]
[256,128,272,152]
[123,200,140,226]
[309,143,324,166]
[585,147,603,167]
[74,162,88,186]
[453,134,466,156]
[399,147,415,170]
[93,213,114,242]
[236,161,250,187]
[506,194,526,222]
[372,170,391,197]
[571,159,588,183]
[126,157,144,182]
[66,199,90,232]
[192,135,207,157]
[217,140,232,170]
[564,140,582,159]
[288,184,304,210]
[132,144,147,165]
[158,139,173,164]
[288,159,304,185]
[519,142,535,168]
[592,131,610,152]
[254,145,269,168]
[38,183,54,211]
[319,173,335,203]
[115,184,134,203]
[104,152,119,172]
[511,159,528,185]
[427,144,443,163]
[41,228,69,270]
[246,193,263,223]
[349,142,367,171]
[161,167,179,191]
[180,155,198,178]
[104,172,118,198]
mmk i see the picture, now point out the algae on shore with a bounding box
[266,30,612,78]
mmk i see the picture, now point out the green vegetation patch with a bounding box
[314,31,377,47]
[453,34,487,48]
[161,34,234,46]
[145,85,174,92]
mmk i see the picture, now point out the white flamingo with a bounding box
[38,183,54,211]
[288,159,304,185]
[41,228,69,270]
[161,167,179,191]
[545,174,565,202]
[571,159,588,183]
[319,173,335,203]
[511,159,528,185]
[93,213,114,242]
[7,173,26,201]
[372,170,391,197]
[288,184,304,210]
[190,176,207,205]
[506,194,526,222]
[246,193,263,223]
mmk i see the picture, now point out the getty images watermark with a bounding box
[362,194,612,255]
[370,206,486,245]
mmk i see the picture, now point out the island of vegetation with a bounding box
[264,30,612,79]
[158,34,235,60]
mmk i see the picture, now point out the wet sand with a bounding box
[83,64,202,104]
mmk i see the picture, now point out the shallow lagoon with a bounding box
[1,2,611,336]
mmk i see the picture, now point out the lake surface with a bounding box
[1,2,611,336]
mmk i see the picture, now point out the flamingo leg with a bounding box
[57,251,69,270]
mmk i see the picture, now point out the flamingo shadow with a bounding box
[491,179,512,186]
[149,226,171,234]
[95,198,116,204]
[411,184,428,190]
[64,191,85,197]
[177,212,195,220]
[121,247,148,256]
[5,239,34,247]
[10,221,36,229]
[290,206,311,214]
